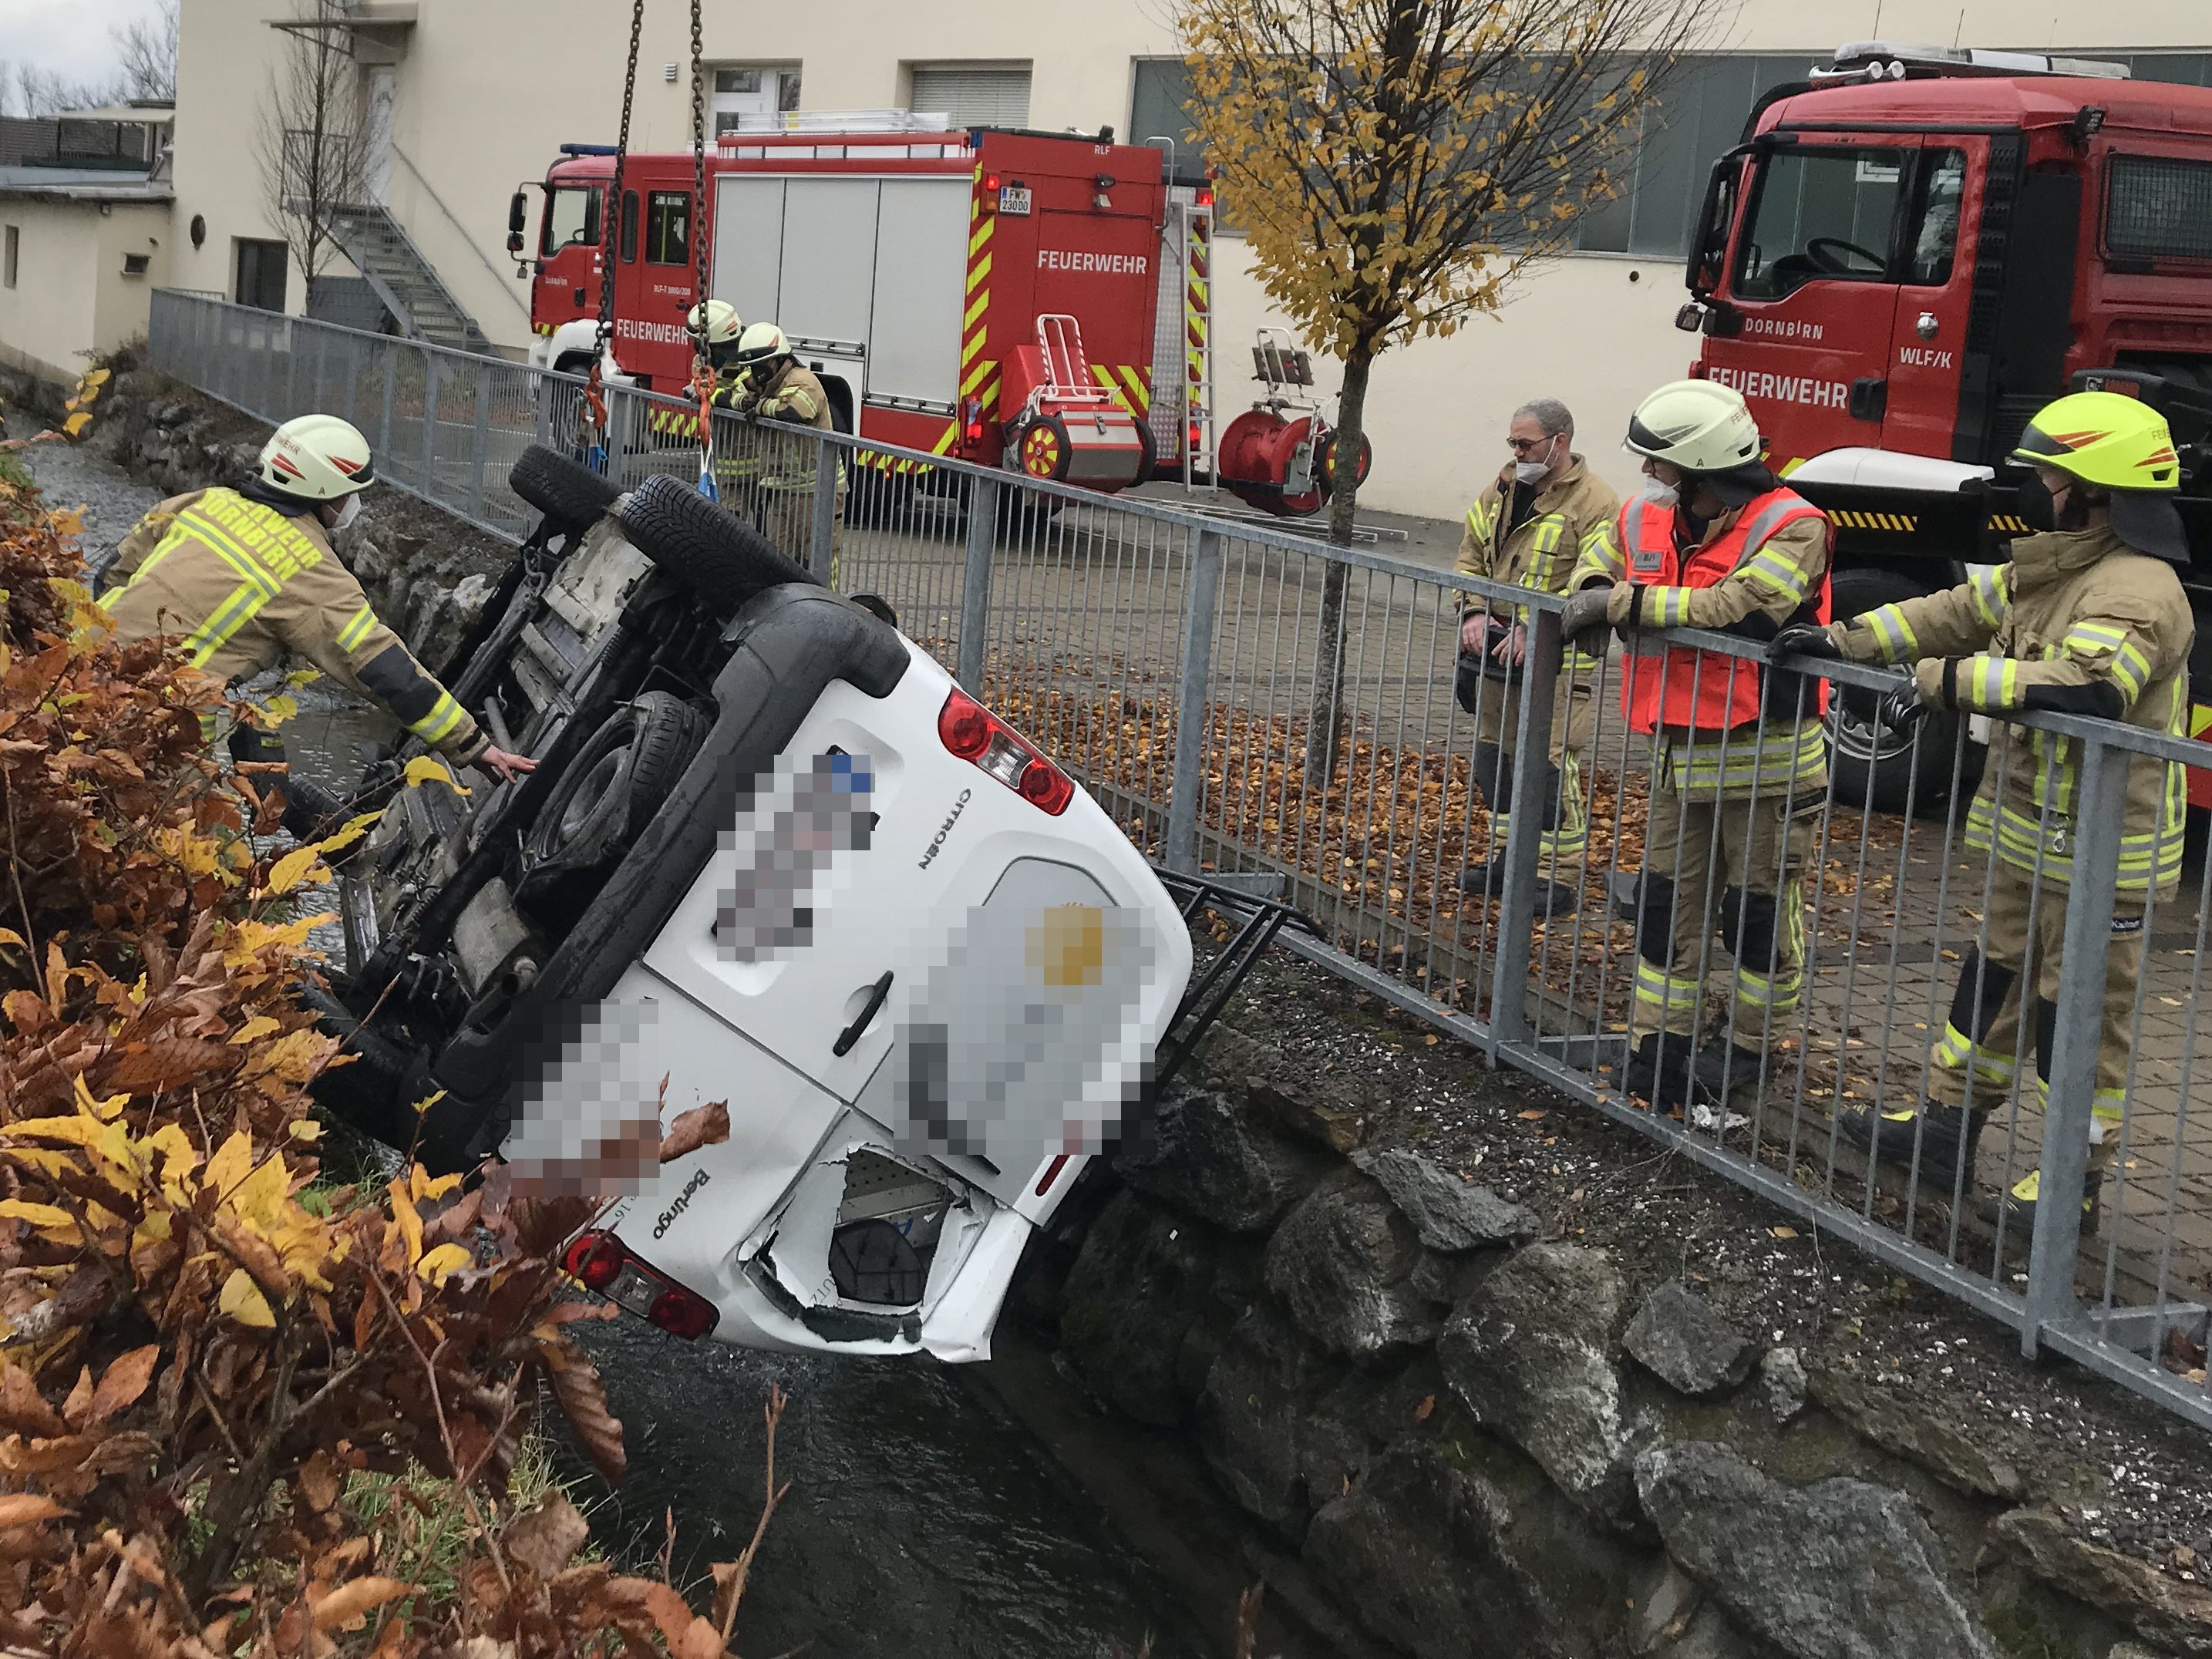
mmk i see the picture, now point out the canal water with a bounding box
[33,440,1241,1659]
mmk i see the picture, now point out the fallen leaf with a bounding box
[218,1267,276,1329]
[1412,1393,1436,1422]
[538,1334,625,1482]
[1517,1109,1547,1122]
[503,1492,591,1580]
[311,1577,415,1632]
[659,1100,731,1165]
[89,1345,160,1424]
[1770,1226,1799,1240]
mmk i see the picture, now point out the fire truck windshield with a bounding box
[540,186,601,256]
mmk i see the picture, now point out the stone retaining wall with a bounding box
[1029,1028,2210,1659]
[5,355,508,676]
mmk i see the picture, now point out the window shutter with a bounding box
[908,66,1032,128]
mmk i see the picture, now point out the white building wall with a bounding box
[0,197,170,386]
[163,0,2212,517]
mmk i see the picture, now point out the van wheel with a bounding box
[615,472,820,617]
[1826,567,1986,817]
[510,442,621,530]
[526,691,706,869]
[849,463,918,528]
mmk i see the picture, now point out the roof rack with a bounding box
[1812,41,2131,84]
[714,109,954,138]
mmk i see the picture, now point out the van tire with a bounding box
[615,472,820,616]
[510,443,621,529]
[1826,567,1985,817]
[526,690,707,867]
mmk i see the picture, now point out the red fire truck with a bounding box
[1678,42,2212,809]
[509,116,1218,504]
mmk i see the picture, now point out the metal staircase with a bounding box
[322,201,490,354]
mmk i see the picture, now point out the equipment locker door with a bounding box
[713,176,786,320]
[868,177,968,407]
[776,178,880,352]
[1703,136,1919,470]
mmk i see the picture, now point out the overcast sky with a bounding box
[0,0,170,88]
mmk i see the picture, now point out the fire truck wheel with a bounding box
[614,472,820,617]
[510,443,622,531]
[1824,567,1985,818]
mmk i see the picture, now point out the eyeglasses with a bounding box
[1507,436,1553,454]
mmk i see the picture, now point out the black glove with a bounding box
[1768,622,1840,665]
[1877,676,1931,732]
[1557,582,1614,646]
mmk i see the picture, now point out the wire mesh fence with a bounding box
[143,289,2212,1428]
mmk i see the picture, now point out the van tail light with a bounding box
[561,1228,720,1340]
[938,688,1075,814]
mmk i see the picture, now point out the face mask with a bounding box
[330,493,362,532]
[1513,435,1558,485]
[1639,476,1680,510]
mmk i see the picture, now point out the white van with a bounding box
[316,446,1195,1360]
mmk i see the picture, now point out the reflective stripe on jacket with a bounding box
[1832,524,2195,895]
[106,487,487,764]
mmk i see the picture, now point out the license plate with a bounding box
[998,184,1032,216]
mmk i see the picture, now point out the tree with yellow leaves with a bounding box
[1178,0,1719,772]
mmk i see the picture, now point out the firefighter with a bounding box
[1452,398,1620,915]
[728,321,844,583]
[1777,391,2194,1233]
[104,415,537,836]
[683,299,757,499]
[1561,380,1833,1108]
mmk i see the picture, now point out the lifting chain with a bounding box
[582,0,648,471]
[686,0,719,500]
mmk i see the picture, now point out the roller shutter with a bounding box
[908,66,1032,128]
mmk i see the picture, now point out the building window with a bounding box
[712,64,802,133]
[907,63,1032,128]
[123,251,152,278]
[3,226,15,290]
[1130,59,1207,178]
[644,190,691,265]
[234,237,288,312]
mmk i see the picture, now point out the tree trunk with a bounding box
[1301,344,1374,783]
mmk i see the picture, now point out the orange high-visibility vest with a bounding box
[1618,486,1832,735]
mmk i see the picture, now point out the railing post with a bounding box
[1164,524,1226,875]
[2020,726,2130,1358]
[379,345,398,464]
[810,433,839,581]
[1488,603,1564,1048]
[957,474,999,694]
[533,366,554,449]
[419,346,440,501]
[467,362,493,521]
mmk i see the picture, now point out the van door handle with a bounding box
[1850,377,1887,421]
[833,971,894,1057]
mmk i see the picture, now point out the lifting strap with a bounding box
[584,0,648,475]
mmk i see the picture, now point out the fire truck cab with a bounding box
[510,116,1218,502]
[1678,42,2212,809]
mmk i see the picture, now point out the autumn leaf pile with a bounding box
[0,482,784,1655]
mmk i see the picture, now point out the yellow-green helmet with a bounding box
[2010,391,2180,492]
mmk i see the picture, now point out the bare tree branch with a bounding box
[114,0,182,103]
[251,0,368,299]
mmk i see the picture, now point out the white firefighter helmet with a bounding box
[732,321,791,369]
[257,413,375,500]
[687,298,742,346]
[1623,379,1763,475]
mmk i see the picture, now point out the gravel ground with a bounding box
[1212,946,2212,1585]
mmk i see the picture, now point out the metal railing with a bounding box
[143,290,2212,1429]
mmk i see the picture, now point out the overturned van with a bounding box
[313,446,1194,1360]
